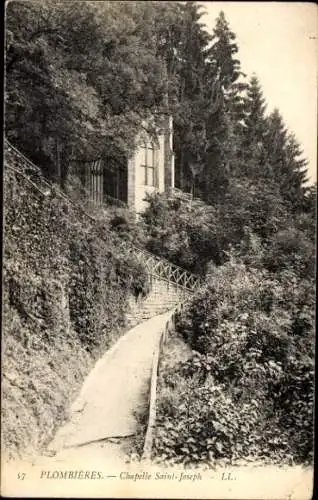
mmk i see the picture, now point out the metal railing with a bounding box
[4,139,203,292]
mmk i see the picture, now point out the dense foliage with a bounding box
[139,175,315,276]
[142,7,316,461]
[5,0,169,182]
[3,154,149,459]
[154,252,315,466]
[6,1,310,207]
[4,163,149,350]
[140,192,221,274]
[5,0,315,467]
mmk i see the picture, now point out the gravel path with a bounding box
[46,310,173,465]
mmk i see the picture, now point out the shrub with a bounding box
[140,192,221,274]
[154,255,314,466]
[264,227,315,278]
[154,365,293,467]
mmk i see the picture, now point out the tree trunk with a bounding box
[56,138,61,185]
[179,148,184,190]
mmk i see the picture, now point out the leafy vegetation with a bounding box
[3,157,149,460]
[151,203,315,467]
[153,253,314,466]
[140,192,221,274]
[142,5,315,466]
[4,0,315,468]
[6,1,310,208]
[5,0,169,183]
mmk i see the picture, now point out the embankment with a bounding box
[2,154,148,461]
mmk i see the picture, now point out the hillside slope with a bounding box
[2,152,149,461]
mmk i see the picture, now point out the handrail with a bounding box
[4,139,203,291]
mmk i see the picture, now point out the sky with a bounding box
[200,1,317,184]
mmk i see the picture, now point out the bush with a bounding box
[154,372,284,467]
[109,209,146,246]
[154,255,314,466]
[140,192,221,274]
[264,227,315,278]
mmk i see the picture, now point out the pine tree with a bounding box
[232,74,268,179]
[264,108,287,161]
[242,75,267,149]
[262,109,309,211]
[170,1,213,191]
[280,133,309,211]
[208,11,241,90]
[202,11,246,202]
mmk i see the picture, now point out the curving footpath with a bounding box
[3,309,313,500]
[42,310,173,467]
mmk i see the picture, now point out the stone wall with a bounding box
[126,276,190,329]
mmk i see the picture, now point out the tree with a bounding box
[170,1,214,192]
[262,109,309,211]
[216,176,290,250]
[242,75,267,153]
[202,11,246,203]
[208,10,242,90]
[279,133,309,211]
[6,1,106,182]
[5,1,169,186]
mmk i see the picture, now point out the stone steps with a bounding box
[125,278,185,329]
[124,272,195,330]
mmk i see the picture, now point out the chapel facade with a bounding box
[80,113,175,213]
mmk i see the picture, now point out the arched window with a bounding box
[141,142,156,186]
